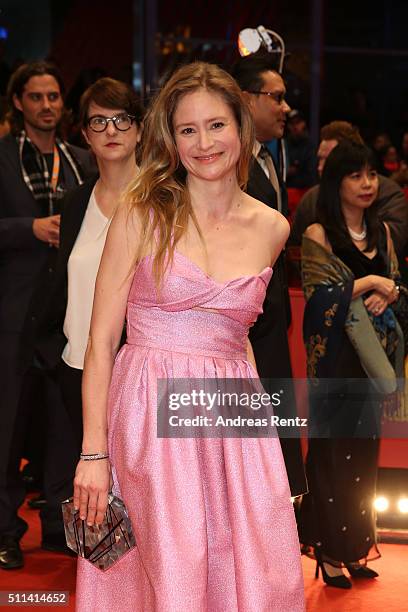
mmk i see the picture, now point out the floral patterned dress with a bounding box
[299,223,396,565]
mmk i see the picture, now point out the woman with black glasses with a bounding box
[36,77,143,450]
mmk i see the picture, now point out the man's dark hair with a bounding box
[230,51,280,92]
[6,61,66,134]
[317,142,379,252]
[320,121,364,146]
[79,77,144,128]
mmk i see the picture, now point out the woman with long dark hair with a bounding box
[299,142,406,588]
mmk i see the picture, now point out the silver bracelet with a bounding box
[80,452,109,461]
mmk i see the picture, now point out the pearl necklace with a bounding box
[348,220,367,241]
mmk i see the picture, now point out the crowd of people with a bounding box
[0,50,407,612]
[371,131,408,185]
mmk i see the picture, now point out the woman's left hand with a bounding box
[364,291,388,316]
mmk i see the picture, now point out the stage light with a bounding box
[376,469,408,540]
[238,29,260,57]
[397,498,408,513]
[237,26,286,73]
[374,496,389,512]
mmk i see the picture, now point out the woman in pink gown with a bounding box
[73,62,304,611]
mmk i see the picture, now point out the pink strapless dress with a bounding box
[76,252,305,612]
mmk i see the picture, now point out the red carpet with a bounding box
[0,501,76,611]
[1,497,408,611]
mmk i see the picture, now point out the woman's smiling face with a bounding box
[173,88,241,182]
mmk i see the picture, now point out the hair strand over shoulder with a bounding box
[124,61,255,285]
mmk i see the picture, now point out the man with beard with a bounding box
[0,62,94,569]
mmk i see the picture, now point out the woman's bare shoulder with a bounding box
[243,194,289,265]
[304,222,328,245]
[244,193,289,239]
[104,200,146,260]
[304,223,326,242]
[111,199,143,234]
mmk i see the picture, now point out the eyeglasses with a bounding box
[87,113,136,132]
[247,91,286,105]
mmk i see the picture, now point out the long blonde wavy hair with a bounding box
[125,61,255,283]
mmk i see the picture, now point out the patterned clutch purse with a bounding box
[61,494,136,571]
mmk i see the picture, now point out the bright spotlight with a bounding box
[237,26,286,73]
[374,496,389,512]
[397,498,408,514]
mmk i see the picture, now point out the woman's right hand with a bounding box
[364,291,388,316]
[370,275,398,303]
[73,458,112,527]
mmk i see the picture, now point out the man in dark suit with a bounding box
[231,53,307,498]
[0,62,94,569]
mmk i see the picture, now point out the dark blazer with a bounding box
[0,133,94,337]
[246,154,308,497]
[247,155,291,372]
[246,155,288,218]
[0,136,94,537]
[34,176,98,370]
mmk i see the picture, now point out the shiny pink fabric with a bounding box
[76,252,305,611]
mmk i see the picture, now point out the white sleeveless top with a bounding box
[62,187,112,369]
